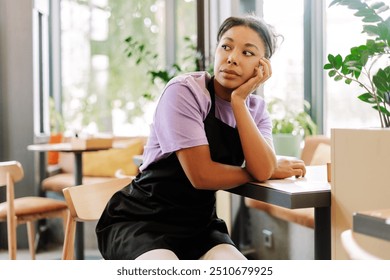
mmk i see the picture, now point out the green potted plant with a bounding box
[323,0,390,259]
[268,97,317,157]
[323,0,390,128]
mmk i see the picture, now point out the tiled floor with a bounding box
[0,223,102,260]
[0,246,102,260]
[0,216,102,260]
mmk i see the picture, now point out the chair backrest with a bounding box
[341,229,381,260]
[300,135,331,165]
[0,161,24,187]
[62,177,132,259]
[0,161,24,219]
[0,161,24,260]
[63,177,132,221]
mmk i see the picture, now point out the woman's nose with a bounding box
[227,52,238,65]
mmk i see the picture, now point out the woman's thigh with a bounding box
[199,244,247,260]
[135,249,179,260]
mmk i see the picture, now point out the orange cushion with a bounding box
[82,138,143,177]
[0,197,67,219]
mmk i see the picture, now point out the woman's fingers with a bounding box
[258,57,272,82]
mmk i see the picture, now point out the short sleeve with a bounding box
[153,82,211,154]
[247,95,273,143]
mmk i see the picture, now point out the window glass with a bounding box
[176,0,197,70]
[262,0,304,114]
[61,0,196,136]
[324,0,380,133]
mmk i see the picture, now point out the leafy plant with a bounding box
[267,97,317,137]
[124,36,202,100]
[323,0,390,128]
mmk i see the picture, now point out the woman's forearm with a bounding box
[176,145,253,190]
[231,97,277,181]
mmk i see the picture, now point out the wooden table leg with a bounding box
[314,206,331,260]
[74,152,84,260]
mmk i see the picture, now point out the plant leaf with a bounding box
[363,25,380,36]
[370,2,385,10]
[362,14,383,22]
[358,92,376,103]
[327,54,336,64]
[354,9,373,17]
[373,105,390,116]
[335,54,343,69]
[345,78,353,84]
[329,0,341,8]
[324,63,334,70]
[328,70,337,77]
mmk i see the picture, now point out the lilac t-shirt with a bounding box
[140,71,272,172]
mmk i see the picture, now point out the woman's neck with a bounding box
[213,79,232,102]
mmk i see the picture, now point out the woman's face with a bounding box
[213,25,266,93]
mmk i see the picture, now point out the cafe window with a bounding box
[262,0,305,116]
[60,0,196,136]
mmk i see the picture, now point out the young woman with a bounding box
[96,15,306,260]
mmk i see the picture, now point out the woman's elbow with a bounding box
[251,169,273,182]
[186,173,211,190]
[248,162,276,182]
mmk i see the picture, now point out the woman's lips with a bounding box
[220,69,240,76]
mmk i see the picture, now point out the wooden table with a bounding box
[28,143,110,260]
[228,165,331,260]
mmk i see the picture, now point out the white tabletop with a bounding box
[250,165,330,194]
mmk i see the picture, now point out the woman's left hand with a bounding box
[270,158,306,179]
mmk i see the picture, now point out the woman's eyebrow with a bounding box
[244,43,259,51]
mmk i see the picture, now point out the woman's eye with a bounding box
[221,44,231,51]
[243,51,254,56]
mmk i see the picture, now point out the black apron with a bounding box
[96,77,244,259]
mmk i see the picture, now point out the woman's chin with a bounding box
[215,77,241,90]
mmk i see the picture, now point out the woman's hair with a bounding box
[216,15,281,59]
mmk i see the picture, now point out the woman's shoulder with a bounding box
[162,71,212,106]
[166,71,211,94]
[157,72,212,118]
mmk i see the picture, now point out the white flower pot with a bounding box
[272,133,303,158]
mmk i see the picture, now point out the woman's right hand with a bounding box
[231,57,272,102]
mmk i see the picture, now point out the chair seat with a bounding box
[245,198,314,229]
[42,173,115,193]
[0,197,68,219]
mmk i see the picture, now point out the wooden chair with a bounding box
[341,229,381,260]
[61,177,133,260]
[300,135,331,166]
[0,161,69,260]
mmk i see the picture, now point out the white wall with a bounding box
[0,0,36,248]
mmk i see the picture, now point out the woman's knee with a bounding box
[135,249,179,260]
[200,244,247,260]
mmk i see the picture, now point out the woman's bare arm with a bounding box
[176,145,253,190]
